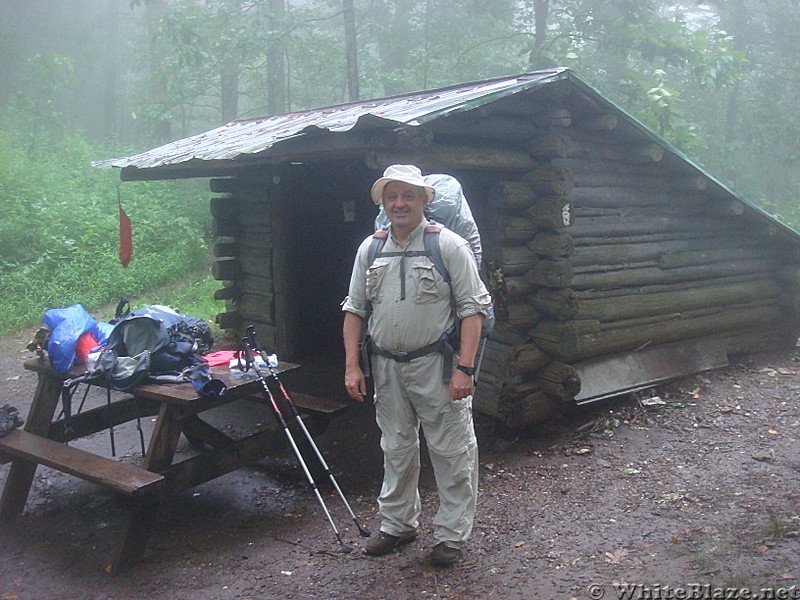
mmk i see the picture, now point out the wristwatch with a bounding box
[456,364,476,377]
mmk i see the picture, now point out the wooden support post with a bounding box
[0,364,64,520]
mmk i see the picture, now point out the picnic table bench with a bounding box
[0,357,348,573]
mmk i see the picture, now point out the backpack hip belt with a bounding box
[367,333,456,383]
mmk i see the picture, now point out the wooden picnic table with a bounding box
[0,357,347,573]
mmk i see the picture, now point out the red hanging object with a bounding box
[119,205,133,268]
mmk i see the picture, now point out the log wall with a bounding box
[209,178,278,350]
[205,98,800,432]
[471,100,800,430]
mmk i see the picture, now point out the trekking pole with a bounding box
[240,338,355,553]
[245,326,371,538]
[473,337,488,386]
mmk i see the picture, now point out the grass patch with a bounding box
[0,119,213,336]
[77,272,229,343]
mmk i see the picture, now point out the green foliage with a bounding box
[126,0,529,126]
[354,0,525,93]
[519,0,745,153]
[0,113,212,335]
[4,52,76,152]
[114,273,226,341]
[4,0,800,237]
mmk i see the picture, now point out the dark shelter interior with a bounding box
[279,160,491,366]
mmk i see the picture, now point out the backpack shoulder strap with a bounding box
[367,222,449,283]
[367,226,389,267]
[423,222,450,283]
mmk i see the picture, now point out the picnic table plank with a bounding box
[0,429,163,496]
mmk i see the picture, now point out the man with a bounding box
[342,164,492,567]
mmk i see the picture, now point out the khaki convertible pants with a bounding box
[372,353,479,548]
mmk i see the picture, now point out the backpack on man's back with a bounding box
[371,173,494,338]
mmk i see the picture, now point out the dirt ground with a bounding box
[1,329,799,600]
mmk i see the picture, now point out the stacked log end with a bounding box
[209,178,276,349]
[476,139,579,430]
[473,111,800,431]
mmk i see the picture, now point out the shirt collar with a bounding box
[389,218,429,247]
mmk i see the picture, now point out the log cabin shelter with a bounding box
[96,67,800,429]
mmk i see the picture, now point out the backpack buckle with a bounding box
[393,351,410,362]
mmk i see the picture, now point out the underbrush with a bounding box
[0,119,216,335]
[110,272,228,341]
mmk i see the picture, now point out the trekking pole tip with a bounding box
[357,524,371,537]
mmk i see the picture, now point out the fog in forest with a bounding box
[2,1,798,216]
[1,0,799,332]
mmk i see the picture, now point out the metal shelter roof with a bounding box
[94,68,799,243]
[94,69,568,171]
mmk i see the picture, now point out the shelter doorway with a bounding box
[279,161,378,363]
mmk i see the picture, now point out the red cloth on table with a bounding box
[203,350,240,367]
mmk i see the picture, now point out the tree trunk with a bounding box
[267,0,287,114]
[103,0,120,137]
[343,0,359,101]
[723,0,746,144]
[526,0,550,70]
[379,0,414,95]
[220,61,240,122]
[146,0,171,141]
[220,0,242,123]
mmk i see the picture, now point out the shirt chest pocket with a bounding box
[365,261,388,304]
[412,263,450,305]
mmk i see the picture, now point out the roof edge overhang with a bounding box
[95,69,571,179]
[116,126,385,181]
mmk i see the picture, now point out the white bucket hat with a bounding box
[370,164,436,205]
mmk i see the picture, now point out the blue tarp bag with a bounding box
[43,304,109,374]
